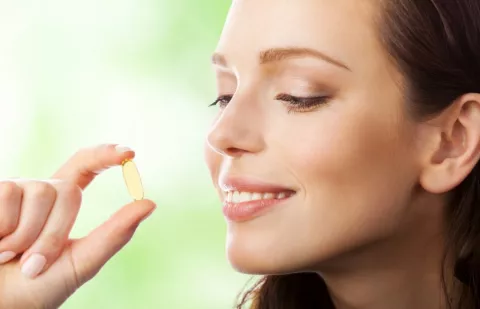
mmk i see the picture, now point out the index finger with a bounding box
[52,144,135,189]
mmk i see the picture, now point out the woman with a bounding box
[0,0,479,308]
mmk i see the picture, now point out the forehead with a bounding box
[216,0,384,72]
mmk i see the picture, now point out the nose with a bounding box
[206,94,265,158]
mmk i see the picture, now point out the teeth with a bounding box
[232,191,240,203]
[251,192,262,200]
[263,193,275,199]
[238,192,252,203]
[226,191,292,203]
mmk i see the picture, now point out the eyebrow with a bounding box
[211,47,351,71]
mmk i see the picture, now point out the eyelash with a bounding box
[209,94,330,113]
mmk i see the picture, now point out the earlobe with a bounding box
[419,93,480,194]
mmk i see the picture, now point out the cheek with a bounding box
[295,116,400,189]
[226,108,417,274]
[278,110,416,263]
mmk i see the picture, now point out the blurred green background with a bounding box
[0,0,254,308]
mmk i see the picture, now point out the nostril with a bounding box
[225,147,247,157]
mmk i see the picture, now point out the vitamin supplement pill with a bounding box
[122,159,144,200]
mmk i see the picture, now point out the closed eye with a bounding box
[209,93,330,113]
[275,93,330,113]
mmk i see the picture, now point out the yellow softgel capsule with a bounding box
[122,159,144,200]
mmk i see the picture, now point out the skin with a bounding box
[0,1,480,309]
[205,0,480,308]
[0,144,156,309]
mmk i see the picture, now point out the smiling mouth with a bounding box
[224,190,295,203]
[221,189,296,222]
[218,176,297,221]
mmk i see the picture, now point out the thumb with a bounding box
[70,199,157,284]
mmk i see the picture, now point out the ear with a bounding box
[419,93,480,194]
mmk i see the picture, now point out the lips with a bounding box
[219,176,296,222]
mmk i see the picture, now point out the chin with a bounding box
[227,250,285,274]
[224,226,364,276]
[225,234,322,275]
[225,232,282,274]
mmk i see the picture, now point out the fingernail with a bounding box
[21,253,47,279]
[0,251,16,264]
[115,145,133,154]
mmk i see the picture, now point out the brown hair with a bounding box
[235,0,480,308]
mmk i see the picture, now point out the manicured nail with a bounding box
[0,251,16,264]
[115,145,133,154]
[21,253,47,278]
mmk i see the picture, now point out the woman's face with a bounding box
[204,0,426,274]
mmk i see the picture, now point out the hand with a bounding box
[0,144,157,309]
